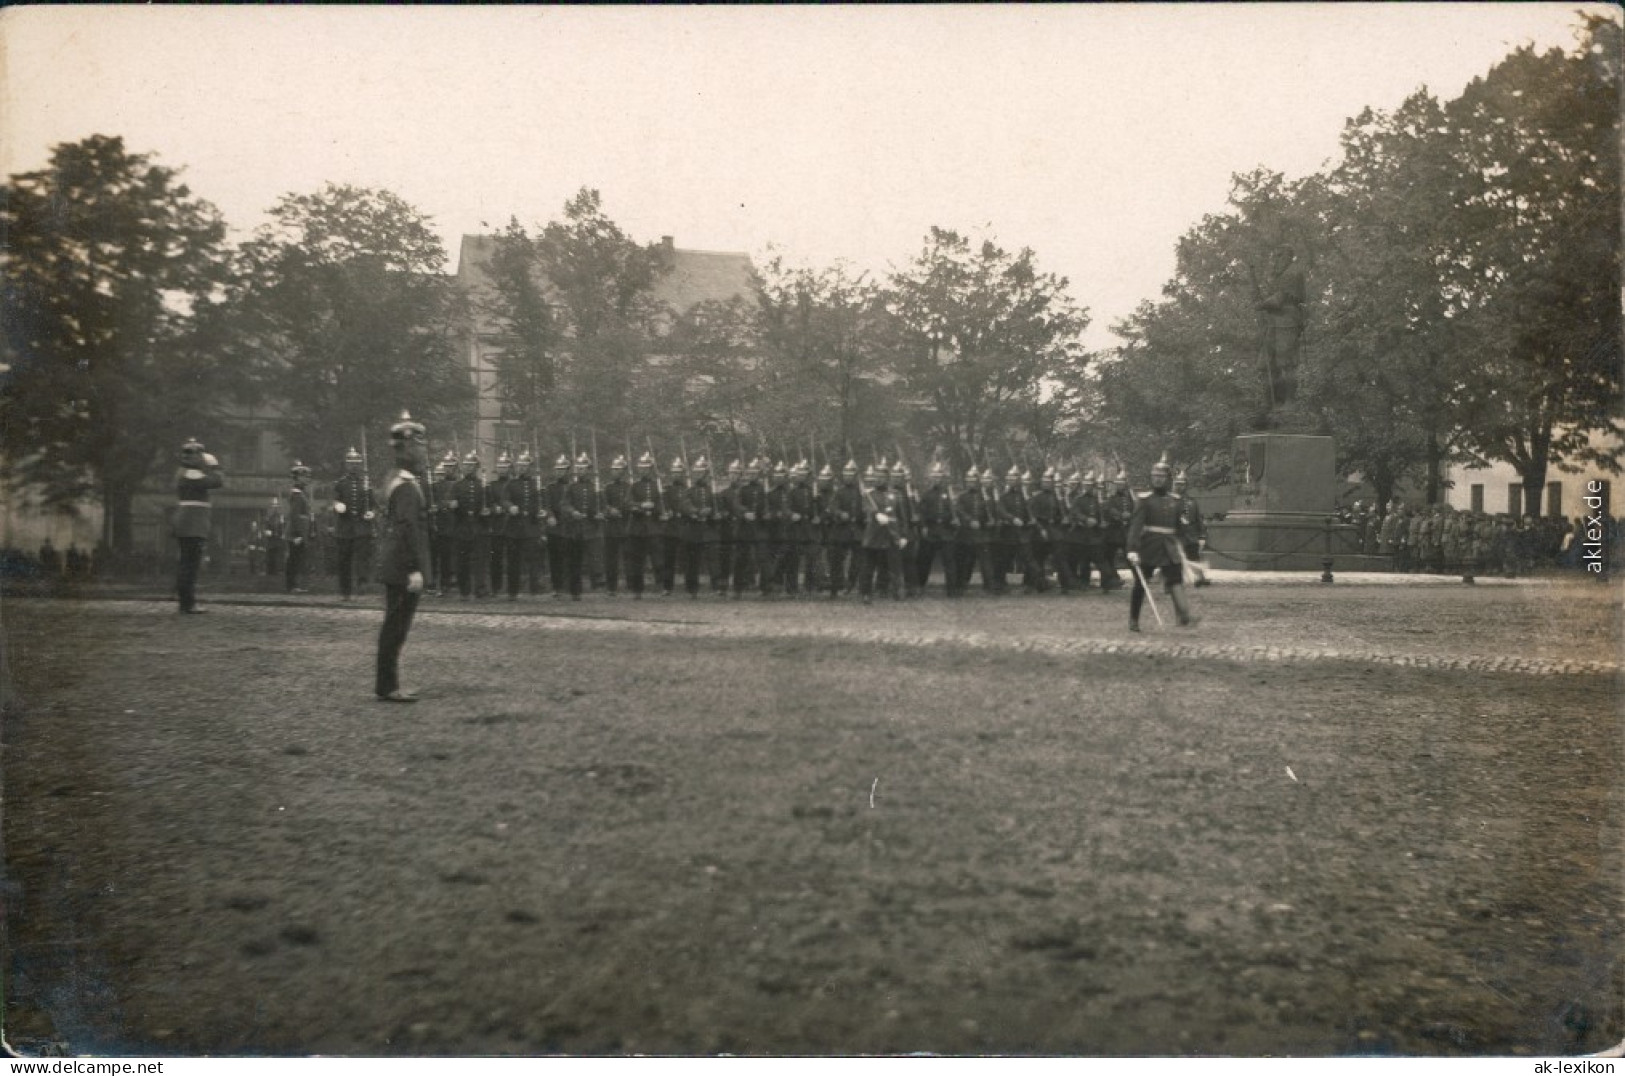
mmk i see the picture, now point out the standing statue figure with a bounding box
[1254,247,1306,426]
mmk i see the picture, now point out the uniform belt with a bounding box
[177,500,210,508]
[1146,525,1176,534]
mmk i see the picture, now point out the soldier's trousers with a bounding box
[660,535,681,592]
[1078,542,1120,589]
[714,541,734,593]
[604,535,624,593]
[916,538,958,595]
[455,537,487,597]
[826,542,857,596]
[176,537,204,611]
[622,534,651,595]
[730,539,759,595]
[505,537,542,597]
[488,536,505,595]
[337,537,364,598]
[858,546,904,599]
[375,584,420,698]
[683,540,715,596]
[773,541,800,594]
[546,533,566,593]
[285,540,307,591]
[431,534,453,592]
[563,536,585,597]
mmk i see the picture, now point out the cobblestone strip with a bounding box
[89,599,1620,678]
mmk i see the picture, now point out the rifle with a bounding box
[647,435,665,514]
[590,427,603,521]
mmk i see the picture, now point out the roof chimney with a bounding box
[658,235,676,268]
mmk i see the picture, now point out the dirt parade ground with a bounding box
[2,575,1621,1057]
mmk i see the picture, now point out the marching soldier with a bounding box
[1055,470,1087,593]
[546,454,572,597]
[827,460,864,598]
[285,462,314,593]
[1172,468,1208,586]
[1028,468,1069,594]
[603,454,633,596]
[781,460,815,598]
[858,464,905,604]
[502,450,548,599]
[953,466,987,594]
[727,458,765,598]
[174,436,223,614]
[660,455,688,596]
[806,463,836,596]
[430,452,459,596]
[332,446,376,601]
[915,461,960,597]
[375,411,431,703]
[563,452,601,600]
[485,452,512,597]
[625,452,661,599]
[715,459,742,594]
[997,465,1039,592]
[1126,453,1196,631]
[452,451,488,599]
[891,462,921,597]
[682,456,721,598]
[1075,471,1116,591]
[1098,468,1129,578]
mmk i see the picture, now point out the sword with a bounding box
[1129,558,1166,628]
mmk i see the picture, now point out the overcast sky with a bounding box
[1,4,1611,349]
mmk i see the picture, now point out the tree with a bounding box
[888,227,1090,471]
[752,255,901,456]
[229,184,473,474]
[1,135,232,553]
[481,217,561,434]
[1443,22,1623,515]
[535,188,669,439]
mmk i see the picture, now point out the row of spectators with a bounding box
[1335,501,1621,575]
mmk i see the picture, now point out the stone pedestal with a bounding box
[1205,434,1388,571]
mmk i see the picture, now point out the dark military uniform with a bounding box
[562,460,600,599]
[915,472,959,597]
[1027,477,1067,593]
[452,464,490,599]
[826,468,864,598]
[284,470,314,593]
[501,462,548,598]
[546,461,572,596]
[375,413,431,702]
[624,461,661,597]
[332,460,376,600]
[659,462,687,595]
[727,470,767,597]
[602,463,632,595]
[174,439,223,613]
[857,478,904,602]
[682,464,722,597]
[430,459,458,595]
[1126,468,1194,630]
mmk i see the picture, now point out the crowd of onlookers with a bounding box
[1336,500,1622,577]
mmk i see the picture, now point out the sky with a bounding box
[1,4,1611,350]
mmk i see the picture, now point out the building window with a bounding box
[1547,482,1562,518]
[1470,484,1484,513]
[1508,485,1522,516]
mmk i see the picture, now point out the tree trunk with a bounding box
[1423,420,1442,505]
[103,476,136,556]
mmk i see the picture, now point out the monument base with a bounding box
[1204,432,1388,571]
[1204,517,1387,572]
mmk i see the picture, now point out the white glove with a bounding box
[509,505,519,515]
[875,512,891,526]
[1127,551,1140,565]
[363,512,374,521]
[182,469,205,480]
[407,571,424,594]
[334,503,347,514]
[201,453,219,467]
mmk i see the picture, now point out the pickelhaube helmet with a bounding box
[965,465,980,483]
[636,451,655,470]
[692,455,710,473]
[1005,464,1022,483]
[841,459,859,478]
[772,460,788,478]
[891,461,909,480]
[669,455,687,474]
[517,450,534,469]
[1041,467,1057,487]
[290,460,312,479]
[979,467,996,485]
[1173,467,1188,487]
[388,410,425,443]
[790,459,810,479]
[1022,468,1037,486]
[928,461,948,480]
[1113,466,1128,486]
[440,450,458,474]
[462,450,480,469]
[496,450,513,472]
[181,436,204,456]
[269,495,281,506]
[1082,468,1096,486]
[727,458,743,477]
[573,452,591,473]
[610,454,628,472]
[344,446,364,466]
[817,463,834,482]
[1151,451,1172,477]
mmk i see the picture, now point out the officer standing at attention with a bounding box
[332,446,376,601]
[174,437,223,613]
[375,411,431,703]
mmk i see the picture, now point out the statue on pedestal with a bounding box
[1251,248,1306,429]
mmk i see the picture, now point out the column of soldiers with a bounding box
[1363,499,1560,580]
